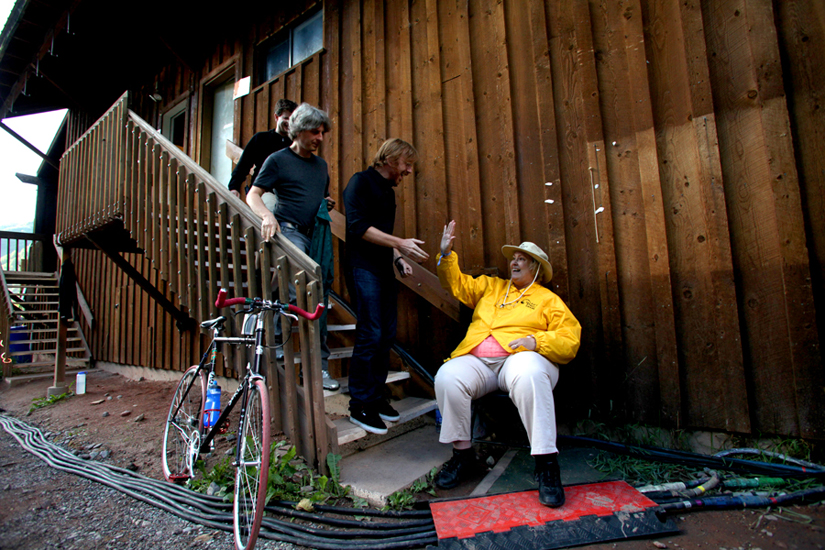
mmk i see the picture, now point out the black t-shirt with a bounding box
[227,130,291,192]
[253,148,330,228]
[343,167,397,277]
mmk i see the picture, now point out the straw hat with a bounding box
[501,242,553,283]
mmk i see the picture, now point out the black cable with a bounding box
[1,414,438,549]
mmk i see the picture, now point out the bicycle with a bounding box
[161,288,324,550]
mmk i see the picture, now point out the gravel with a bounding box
[0,420,295,550]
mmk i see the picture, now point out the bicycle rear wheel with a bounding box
[233,378,271,550]
[162,365,205,482]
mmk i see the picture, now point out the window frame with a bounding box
[257,8,323,85]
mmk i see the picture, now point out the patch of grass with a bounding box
[384,466,438,511]
[188,442,350,505]
[189,456,235,498]
[27,385,74,415]
[587,451,697,487]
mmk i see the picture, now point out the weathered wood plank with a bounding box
[640,0,748,432]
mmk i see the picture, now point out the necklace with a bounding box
[498,269,539,308]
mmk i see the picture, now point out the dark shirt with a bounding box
[343,167,397,277]
[227,130,291,193]
[253,147,330,229]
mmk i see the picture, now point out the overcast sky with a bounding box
[1,1,67,233]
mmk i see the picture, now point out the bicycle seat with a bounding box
[200,316,227,330]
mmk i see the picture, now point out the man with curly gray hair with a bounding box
[247,102,338,390]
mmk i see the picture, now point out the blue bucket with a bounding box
[8,326,30,364]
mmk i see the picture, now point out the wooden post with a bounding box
[49,248,70,397]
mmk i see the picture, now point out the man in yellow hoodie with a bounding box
[434,221,581,507]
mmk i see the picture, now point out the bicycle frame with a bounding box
[169,313,266,459]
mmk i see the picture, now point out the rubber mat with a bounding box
[429,480,677,549]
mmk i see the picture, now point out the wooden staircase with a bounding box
[2,271,91,384]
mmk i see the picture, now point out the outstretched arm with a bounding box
[440,220,456,256]
[362,227,429,263]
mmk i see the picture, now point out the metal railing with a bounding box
[54,92,332,472]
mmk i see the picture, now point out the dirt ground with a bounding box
[1,368,824,550]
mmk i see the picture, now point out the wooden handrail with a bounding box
[127,112,320,277]
[328,210,460,321]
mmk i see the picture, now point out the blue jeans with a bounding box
[275,226,330,370]
[349,268,397,407]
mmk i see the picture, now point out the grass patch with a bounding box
[27,385,74,414]
[384,466,438,511]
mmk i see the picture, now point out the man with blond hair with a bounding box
[343,138,429,434]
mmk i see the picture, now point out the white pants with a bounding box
[434,352,560,455]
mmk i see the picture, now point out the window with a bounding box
[259,10,323,83]
[162,102,187,151]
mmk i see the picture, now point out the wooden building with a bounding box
[1,0,823,443]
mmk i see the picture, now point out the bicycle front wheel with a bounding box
[233,378,271,550]
[162,365,205,482]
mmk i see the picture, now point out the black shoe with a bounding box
[375,400,400,422]
[349,407,388,435]
[535,455,565,507]
[436,449,474,489]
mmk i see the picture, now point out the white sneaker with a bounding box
[322,370,340,391]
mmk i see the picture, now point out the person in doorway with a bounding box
[343,138,429,435]
[227,98,297,203]
[433,221,581,507]
[246,102,338,391]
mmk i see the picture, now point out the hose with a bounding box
[713,448,825,472]
[0,414,437,549]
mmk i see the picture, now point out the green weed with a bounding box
[384,466,438,511]
[28,385,74,414]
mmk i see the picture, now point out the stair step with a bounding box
[290,346,353,364]
[14,327,81,334]
[9,318,58,324]
[333,396,438,446]
[6,337,83,345]
[324,370,410,397]
[9,347,87,356]
[289,323,356,334]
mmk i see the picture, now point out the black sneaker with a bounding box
[349,407,388,435]
[535,455,565,507]
[375,400,400,422]
[435,449,474,489]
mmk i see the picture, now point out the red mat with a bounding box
[430,480,660,540]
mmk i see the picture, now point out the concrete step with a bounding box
[4,367,90,387]
[339,423,451,507]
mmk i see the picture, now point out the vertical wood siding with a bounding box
[73,0,822,438]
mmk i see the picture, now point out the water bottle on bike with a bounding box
[204,379,221,428]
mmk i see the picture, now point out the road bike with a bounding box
[161,288,324,550]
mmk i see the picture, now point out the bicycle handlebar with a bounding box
[215,289,325,320]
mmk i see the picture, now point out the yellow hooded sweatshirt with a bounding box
[437,252,581,365]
